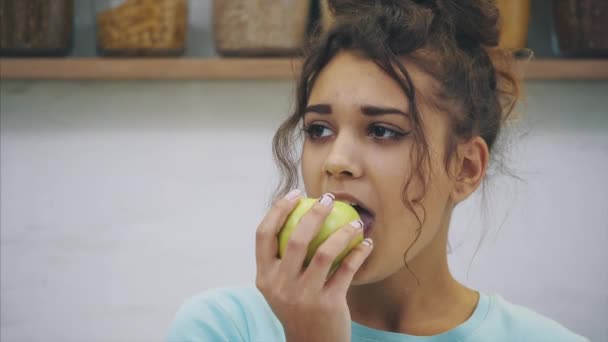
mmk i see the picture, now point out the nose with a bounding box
[323,134,363,179]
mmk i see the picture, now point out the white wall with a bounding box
[0,80,292,341]
[1,80,607,342]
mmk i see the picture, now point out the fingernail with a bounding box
[284,189,301,201]
[318,193,335,207]
[350,219,364,229]
[362,238,373,247]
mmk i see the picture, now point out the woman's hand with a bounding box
[255,190,374,342]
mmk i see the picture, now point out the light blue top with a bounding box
[167,285,588,342]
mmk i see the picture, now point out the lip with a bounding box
[363,221,374,238]
[330,191,375,217]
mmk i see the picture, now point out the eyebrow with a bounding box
[304,104,409,117]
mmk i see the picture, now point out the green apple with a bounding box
[278,197,363,275]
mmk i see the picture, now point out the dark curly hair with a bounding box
[271,0,522,283]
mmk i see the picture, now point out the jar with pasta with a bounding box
[95,0,188,57]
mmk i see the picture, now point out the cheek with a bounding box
[300,144,324,191]
[376,153,418,210]
[394,172,451,231]
[378,187,449,267]
[375,155,421,226]
[398,174,452,251]
[389,140,452,219]
[378,149,450,235]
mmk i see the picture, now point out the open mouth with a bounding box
[331,192,376,238]
[351,204,375,238]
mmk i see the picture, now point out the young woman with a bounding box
[168,1,588,341]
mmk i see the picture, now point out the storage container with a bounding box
[95,0,188,57]
[214,0,311,57]
[497,0,531,50]
[0,0,73,56]
[552,0,608,57]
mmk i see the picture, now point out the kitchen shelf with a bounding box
[0,58,607,80]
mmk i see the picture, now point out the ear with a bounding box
[450,136,489,203]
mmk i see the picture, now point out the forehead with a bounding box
[308,51,436,111]
[306,51,450,147]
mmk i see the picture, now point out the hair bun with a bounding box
[435,0,500,47]
[327,0,500,48]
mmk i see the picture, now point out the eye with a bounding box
[302,124,334,139]
[368,124,406,140]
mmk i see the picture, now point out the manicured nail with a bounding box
[362,238,373,247]
[318,193,335,207]
[350,219,364,229]
[284,189,301,201]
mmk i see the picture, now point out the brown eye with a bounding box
[303,124,333,139]
[368,124,405,140]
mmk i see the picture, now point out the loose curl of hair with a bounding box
[271,0,521,284]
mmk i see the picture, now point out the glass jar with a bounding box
[496,0,531,50]
[95,0,188,57]
[552,0,608,57]
[213,0,311,57]
[0,0,73,56]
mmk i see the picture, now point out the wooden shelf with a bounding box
[1,58,607,81]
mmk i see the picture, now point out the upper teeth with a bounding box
[347,201,358,206]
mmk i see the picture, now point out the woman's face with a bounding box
[301,51,457,284]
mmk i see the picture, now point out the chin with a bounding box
[349,257,401,286]
[350,271,387,286]
[350,277,369,286]
[349,258,376,285]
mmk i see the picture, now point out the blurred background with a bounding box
[1,0,607,341]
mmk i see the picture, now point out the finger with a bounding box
[302,219,364,289]
[325,238,373,294]
[279,193,334,279]
[255,189,302,273]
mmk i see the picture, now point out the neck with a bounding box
[346,208,479,335]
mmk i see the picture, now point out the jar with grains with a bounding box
[496,0,530,50]
[213,0,311,57]
[0,0,73,56]
[552,0,608,57]
[95,0,188,57]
